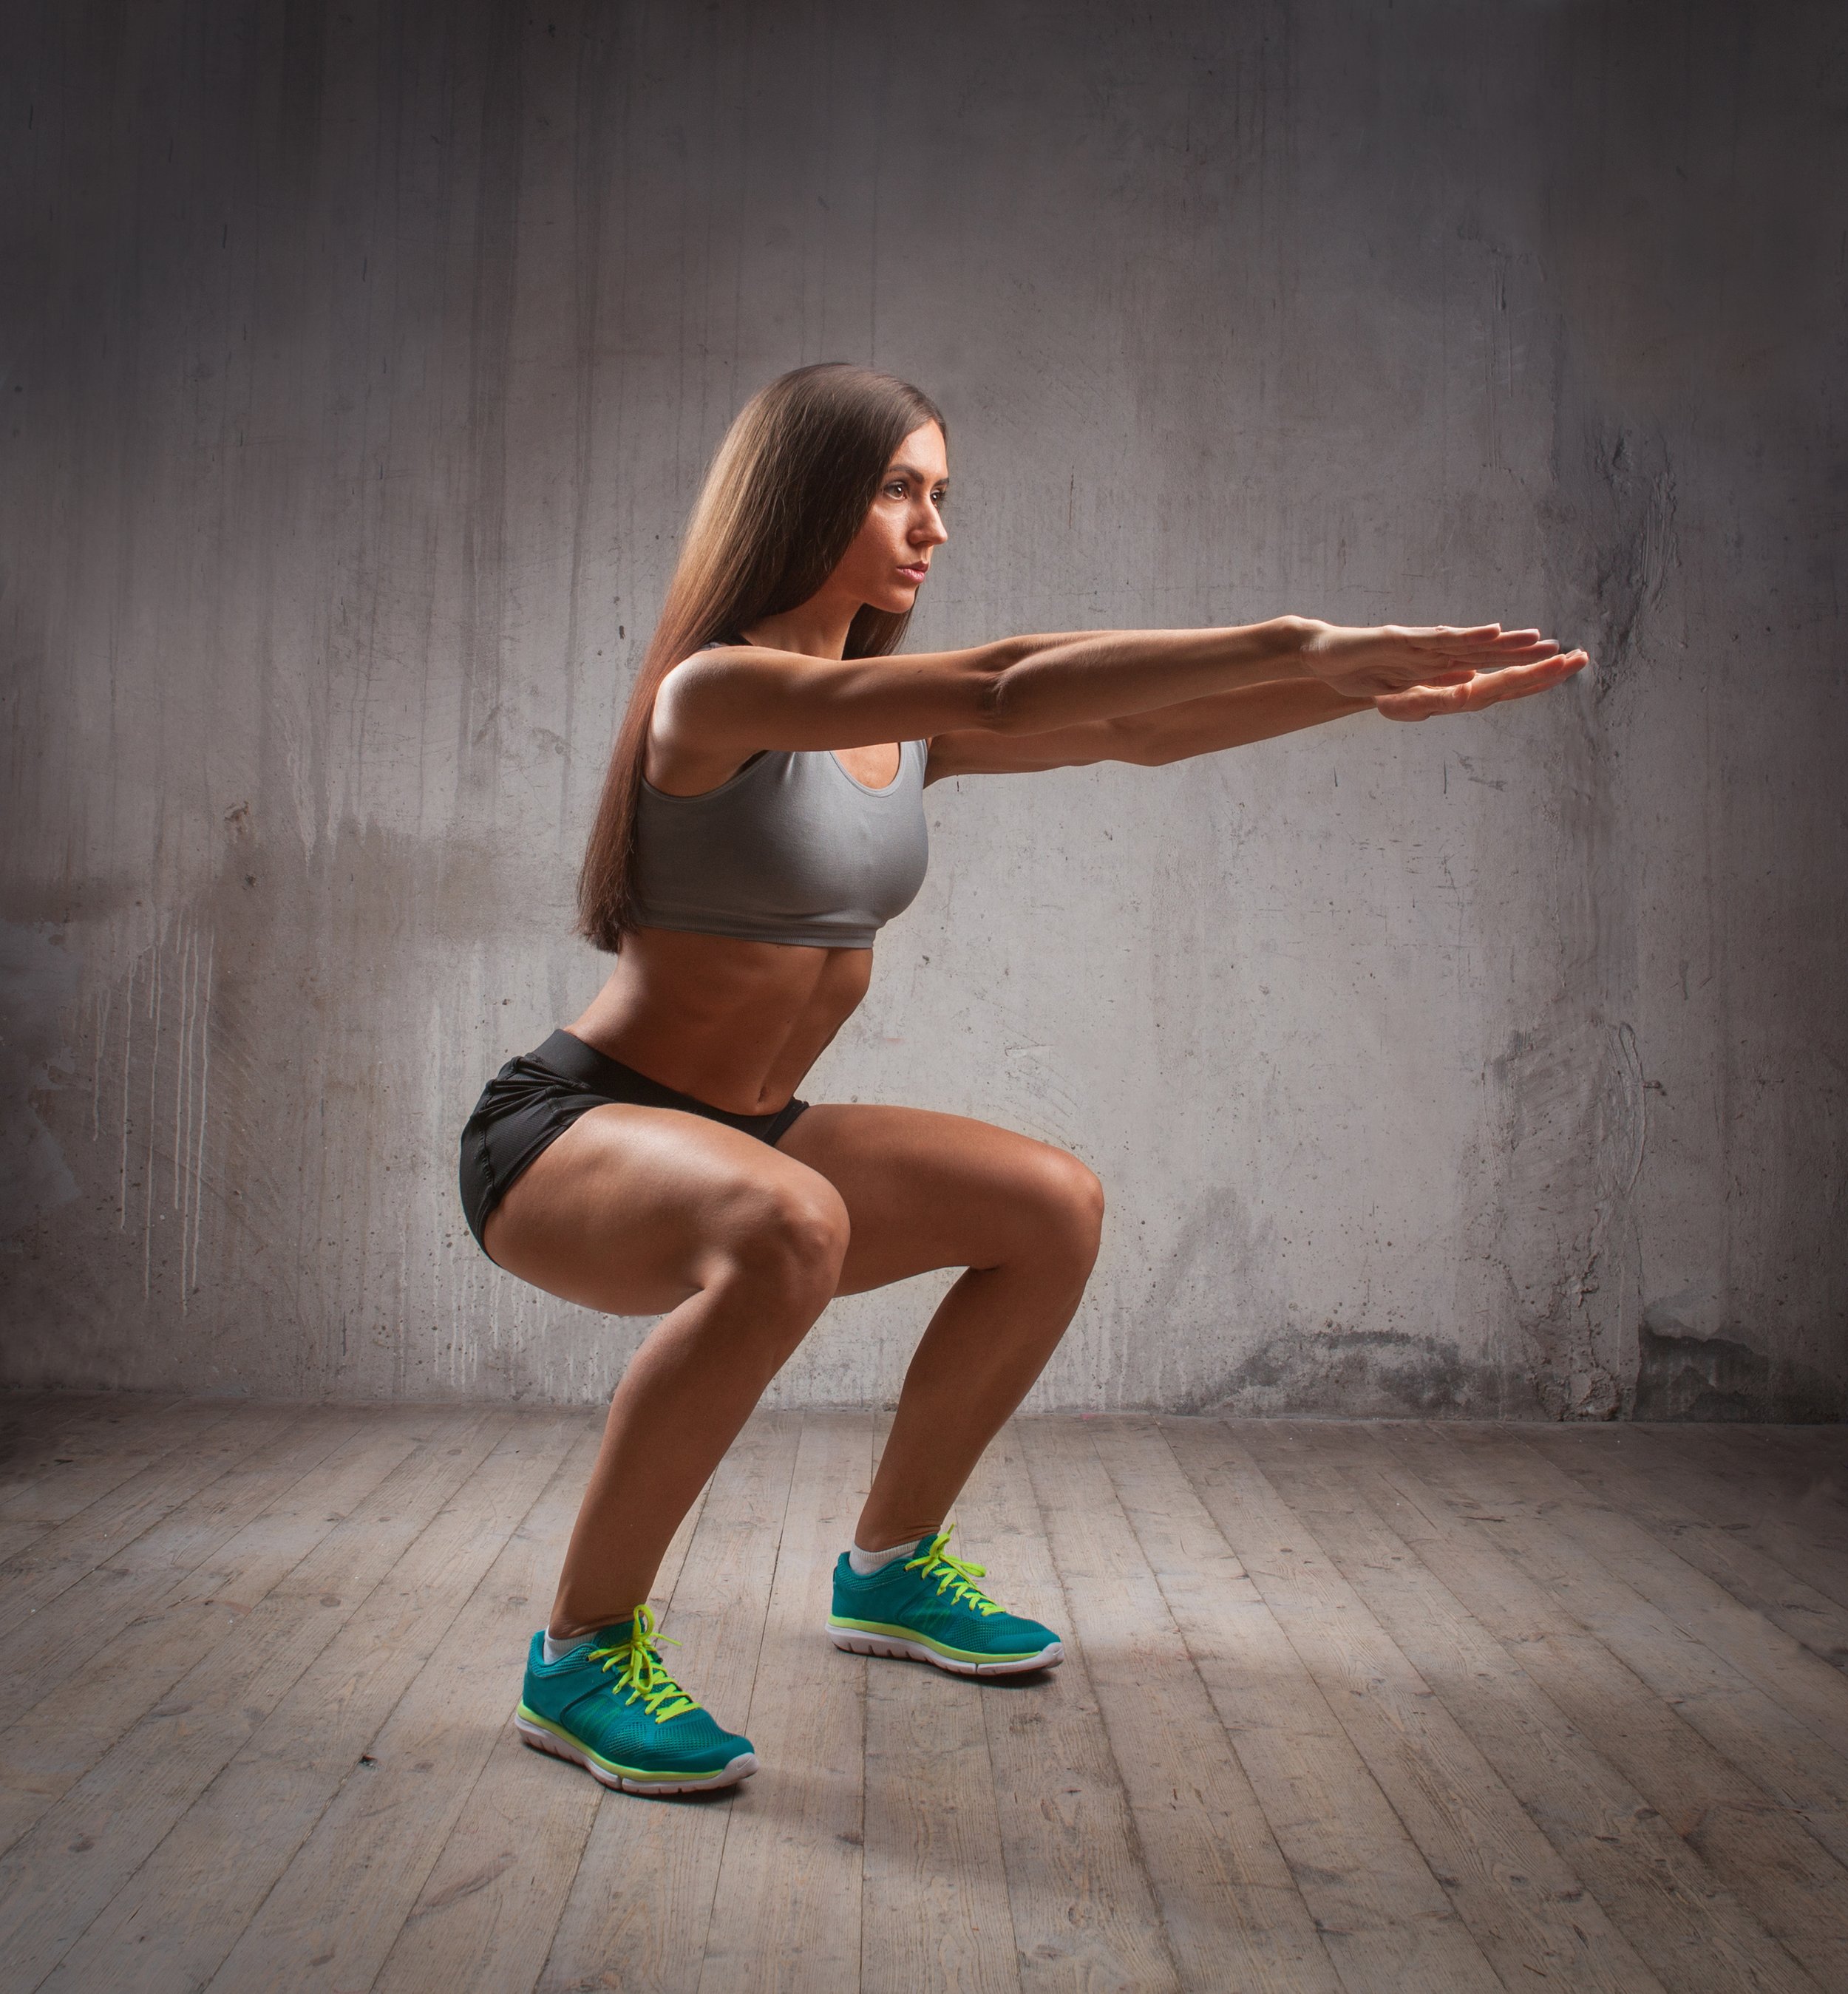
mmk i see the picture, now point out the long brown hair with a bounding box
[576,362,947,952]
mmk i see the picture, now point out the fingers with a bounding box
[1422,623,1502,642]
[1487,633,1559,657]
[1458,655,1577,708]
[1308,622,1583,700]
[1429,625,1566,666]
[1419,646,1586,718]
[1377,648,1589,721]
[1495,648,1589,698]
[1373,681,1467,721]
[1399,622,1577,656]
[1420,640,1562,684]
[1424,625,1506,650]
[1495,649,1584,687]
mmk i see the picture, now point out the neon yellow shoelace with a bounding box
[588,1602,699,1723]
[905,1525,1004,1616]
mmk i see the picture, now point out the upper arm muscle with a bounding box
[923,718,1135,783]
[652,642,1008,764]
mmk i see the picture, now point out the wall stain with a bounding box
[1175,1326,1513,1420]
[1634,1327,1845,1424]
[0,922,82,1242]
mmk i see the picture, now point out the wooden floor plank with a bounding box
[0,1522,53,1562]
[1098,1420,1503,1994]
[0,1400,283,1639]
[1168,1418,1662,1993]
[0,1393,180,1482]
[0,1392,120,1445]
[1023,1418,1339,1994]
[955,1419,1183,1994]
[0,1405,432,1858]
[369,1420,712,1994]
[0,1407,507,1989]
[1259,1422,1823,1994]
[0,1395,232,1530]
[1393,1426,1848,1868]
[1705,1428,1848,1486]
[1669,1431,1848,1530]
[0,1389,146,1562]
[0,1392,181,1461]
[860,1633,1022,1994]
[535,1412,804,1994]
[1359,1423,1848,1988]
[0,1403,361,1717]
[1518,1428,1848,1678]
[159,1413,588,1994]
[858,1414,1021,1994]
[1458,1426,1848,1755]
[1630,1429,1848,1616]
[696,1412,873,1994]
[36,1412,583,1994]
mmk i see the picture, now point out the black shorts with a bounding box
[458,1028,812,1262]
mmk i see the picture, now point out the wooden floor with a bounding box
[0,1403,1845,1993]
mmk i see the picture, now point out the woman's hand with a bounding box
[1373,647,1589,721]
[1300,621,1568,698]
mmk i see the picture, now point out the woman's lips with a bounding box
[899,563,929,583]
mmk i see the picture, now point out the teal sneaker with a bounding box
[827,1525,1064,1675]
[514,1603,757,1795]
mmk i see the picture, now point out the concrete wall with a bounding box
[3,0,1843,1418]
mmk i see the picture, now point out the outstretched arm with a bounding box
[925,641,1588,780]
[653,616,1565,786]
[926,678,1370,778]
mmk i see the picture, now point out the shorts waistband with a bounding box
[526,1030,790,1131]
[526,1029,690,1103]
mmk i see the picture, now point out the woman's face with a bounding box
[830,421,950,613]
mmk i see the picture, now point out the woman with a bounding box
[458,363,1586,1797]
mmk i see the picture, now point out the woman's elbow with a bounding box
[974,642,1059,734]
[959,657,1020,733]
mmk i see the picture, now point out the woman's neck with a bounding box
[739,585,859,660]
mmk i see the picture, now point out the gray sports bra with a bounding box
[630,732,931,949]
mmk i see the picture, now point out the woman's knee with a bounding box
[711,1177,852,1302]
[1023,1148,1107,1263]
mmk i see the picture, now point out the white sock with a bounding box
[542,1630,592,1664]
[848,1534,928,1576]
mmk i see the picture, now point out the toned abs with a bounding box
[567,926,874,1116]
[569,735,909,1115]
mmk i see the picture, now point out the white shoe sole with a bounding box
[827,1627,1064,1675]
[515,1714,757,1795]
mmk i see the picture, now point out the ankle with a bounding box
[847,1525,940,1577]
[544,1607,638,1658]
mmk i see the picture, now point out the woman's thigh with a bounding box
[772,1103,1105,1298]
[481,1103,848,1316]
